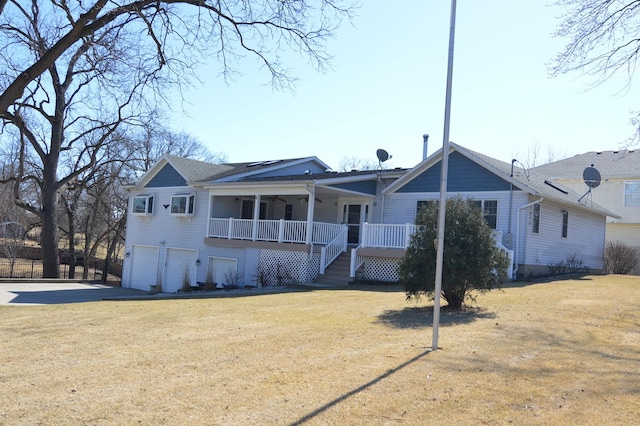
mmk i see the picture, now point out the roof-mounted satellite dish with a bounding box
[583,164,601,188]
[578,164,601,205]
[376,149,389,163]
[376,149,391,169]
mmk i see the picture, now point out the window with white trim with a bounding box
[170,194,195,216]
[624,181,640,206]
[562,210,569,238]
[132,194,154,216]
[532,204,540,234]
[472,200,498,229]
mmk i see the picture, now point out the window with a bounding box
[170,194,195,216]
[416,200,433,218]
[624,181,640,206]
[532,203,540,234]
[562,210,569,238]
[284,203,293,220]
[132,195,154,216]
[472,200,498,229]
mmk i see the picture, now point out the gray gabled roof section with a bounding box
[165,155,235,182]
[383,142,620,219]
[207,157,331,182]
[531,150,640,180]
[134,155,332,188]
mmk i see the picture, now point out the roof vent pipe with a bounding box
[422,134,429,160]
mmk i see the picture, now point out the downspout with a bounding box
[507,159,516,239]
[378,174,387,223]
[514,196,543,277]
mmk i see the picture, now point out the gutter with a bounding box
[514,196,543,277]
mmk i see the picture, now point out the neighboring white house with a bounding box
[532,150,640,274]
[121,143,619,292]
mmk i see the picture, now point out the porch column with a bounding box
[252,195,261,241]
[305,186,316,244]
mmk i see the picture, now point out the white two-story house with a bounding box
[121,143,618,292]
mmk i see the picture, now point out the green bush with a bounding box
[400,196,510,309]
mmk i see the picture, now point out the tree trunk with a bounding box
[41,145,61,279]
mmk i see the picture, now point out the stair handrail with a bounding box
[319,225,348,274]
[350,244,365,279]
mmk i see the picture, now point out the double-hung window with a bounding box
[624,181,640,206]
[472,200,498,229]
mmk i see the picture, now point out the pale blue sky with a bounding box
[168,1,640,170]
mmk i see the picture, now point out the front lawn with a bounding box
[0,275,639,424]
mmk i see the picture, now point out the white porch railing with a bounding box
[208,218,345,245]
[320,225,348,274]
[361,223,416,248]
[352,224,515,280]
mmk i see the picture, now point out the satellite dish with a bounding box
[376,149,390,163]
[583,165,601,188]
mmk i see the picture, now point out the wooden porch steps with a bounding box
[313,251,352,285]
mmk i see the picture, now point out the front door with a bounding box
[241,199,267,219]
[344,204,362,244]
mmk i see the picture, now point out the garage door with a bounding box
[129,245,159,291]
[207,257,238,287]
[164,248,198,293]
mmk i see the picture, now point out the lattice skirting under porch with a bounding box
[257,249,320,286]
[357,256,401,283]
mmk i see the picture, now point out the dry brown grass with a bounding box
[0,275,639,425]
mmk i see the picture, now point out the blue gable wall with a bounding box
[328,180,377,195]
[397,151,511,193]
[145,164,188,187]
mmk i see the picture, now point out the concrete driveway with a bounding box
[0,282,148,305]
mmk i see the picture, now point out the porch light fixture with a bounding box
[125,252,130,258]
[195,259,200,266]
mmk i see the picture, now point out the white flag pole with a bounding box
[433,0,457,351]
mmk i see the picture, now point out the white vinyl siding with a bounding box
[520,200,605,271]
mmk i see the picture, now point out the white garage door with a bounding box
[207,257,238,287]
[164,248,198,293]
[129,245,159,291]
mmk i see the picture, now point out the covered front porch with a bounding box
[204,182,375,275]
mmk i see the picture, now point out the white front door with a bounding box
[340,201,370,245]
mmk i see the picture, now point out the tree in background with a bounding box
[399,197,510,309]
[337,155,389,172]
[552,0,640,142]
[0,1,353,277]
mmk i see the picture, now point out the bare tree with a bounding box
[337,155,384,172]
[511,141,568,169]
[0,0,354,277]
[552,1,640,141]
[127,123,227,176]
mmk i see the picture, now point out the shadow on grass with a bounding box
[289,349,432,425]
[502,274,594,289]
[377,305,496,329]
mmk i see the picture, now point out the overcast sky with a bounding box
[168,1,640,170]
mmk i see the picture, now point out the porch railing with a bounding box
[361,223,416,249]
[208,218,345,245]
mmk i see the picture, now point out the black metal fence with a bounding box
[0,258,120,283]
